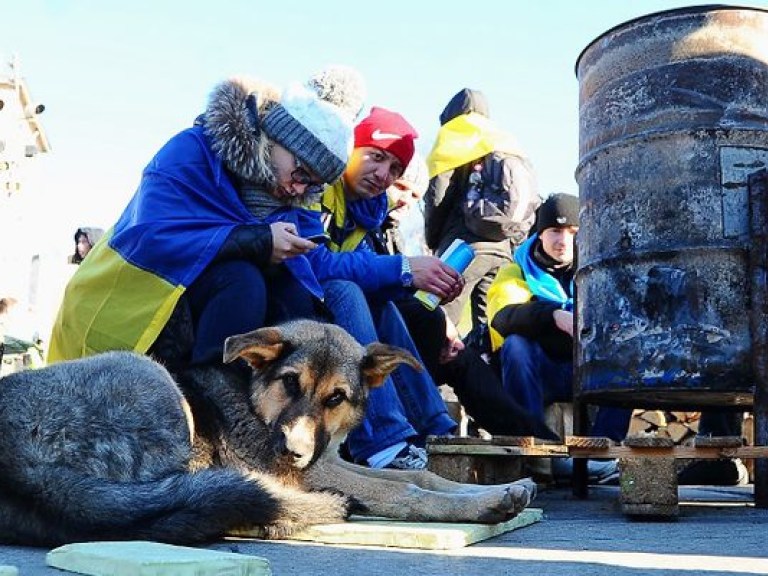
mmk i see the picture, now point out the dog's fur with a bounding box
[0,320,534,546]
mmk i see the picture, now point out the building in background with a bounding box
[0,54,53,345]
[0,54,50,195]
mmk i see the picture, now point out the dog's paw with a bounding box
[315,488,356,520]
[505,481,535,515]
[259,490,352,539]
[510,477,537,501]
[475,480,536,524]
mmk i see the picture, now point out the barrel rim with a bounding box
[574,4,768,77]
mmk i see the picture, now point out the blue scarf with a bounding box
[348,193,389,230]
[514,234,573,311]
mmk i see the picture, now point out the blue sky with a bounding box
[2,0,764,257]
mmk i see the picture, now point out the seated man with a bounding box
[487,193,632,482]
[317,107,461,469]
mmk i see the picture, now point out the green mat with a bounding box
[46,541,271,576]
[233,508,543,550]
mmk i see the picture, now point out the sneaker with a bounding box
[385,445,428,470]
[677,458,749,486]
[552,458,619,485]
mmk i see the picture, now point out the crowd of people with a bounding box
[44,65,747,485]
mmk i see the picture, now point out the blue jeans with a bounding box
[323,280,456,462]
[499,334,631,442]
[186,260,316,364]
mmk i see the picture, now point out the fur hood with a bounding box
[203,77,281,185]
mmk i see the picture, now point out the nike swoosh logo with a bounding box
[371,129,403,141]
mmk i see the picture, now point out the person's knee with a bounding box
[198,260,265,295]
[187,262,268,366]
[499,335,542,396]
[324,279,365,305]
[500,334,534,363]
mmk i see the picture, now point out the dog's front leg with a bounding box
[304,454,535,524]
[323,456,535,496]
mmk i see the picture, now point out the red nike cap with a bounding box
[354,106,418,169]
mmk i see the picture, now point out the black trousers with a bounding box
[394,297,558,440]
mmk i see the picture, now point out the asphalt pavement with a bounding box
[2,484,767,575]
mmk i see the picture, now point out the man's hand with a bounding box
[409,256,464,303]
[439,316,465,364]
[270,222,318,263]
[553,309,574,337]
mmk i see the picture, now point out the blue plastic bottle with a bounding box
[414,239,475,310]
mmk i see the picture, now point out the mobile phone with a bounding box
[306,233,330,244]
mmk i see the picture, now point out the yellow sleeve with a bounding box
[486,263,532,352]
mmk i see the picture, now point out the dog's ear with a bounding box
[223,326,285,370]
[361,342,421,389]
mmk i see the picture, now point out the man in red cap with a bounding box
[316,107,464,470]
[321,106,418,248]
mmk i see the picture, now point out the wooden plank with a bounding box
[428,435,552,447]
[241,509,544,550]
[569,445,768,459]
[565,436,613,449]
[429,443,768,459]
[428,439,768,459]
[624,436,675,448]
[427,444,569,457]
[694,435,743,448]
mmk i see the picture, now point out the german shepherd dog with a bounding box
[0,320,534,546]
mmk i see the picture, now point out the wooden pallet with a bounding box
[427,435,768,517]
[428,434,768,460]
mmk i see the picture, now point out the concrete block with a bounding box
[619,456,679,517]
[428,453,524,485]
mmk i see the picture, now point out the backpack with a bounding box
[461,151,540,245]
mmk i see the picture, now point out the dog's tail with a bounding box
[6,467,284,546]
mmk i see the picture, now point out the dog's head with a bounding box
[223,320,419,469]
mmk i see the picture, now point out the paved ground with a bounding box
[3,484,768,575]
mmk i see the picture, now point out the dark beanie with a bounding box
[535,193,579,233]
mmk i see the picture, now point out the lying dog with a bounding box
[0,320,534,546]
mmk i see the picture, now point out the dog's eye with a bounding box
[324,390,347,408]
[281,373,301,398]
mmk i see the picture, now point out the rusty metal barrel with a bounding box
[574,5,768,410]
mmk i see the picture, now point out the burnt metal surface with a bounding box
[749,169,768,505]
[575,6,768,409]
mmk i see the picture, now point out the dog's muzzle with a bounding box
[280,416,319,469]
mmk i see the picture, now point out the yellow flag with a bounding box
[426,112,525,177]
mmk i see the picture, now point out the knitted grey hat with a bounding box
[262,67,364,184]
